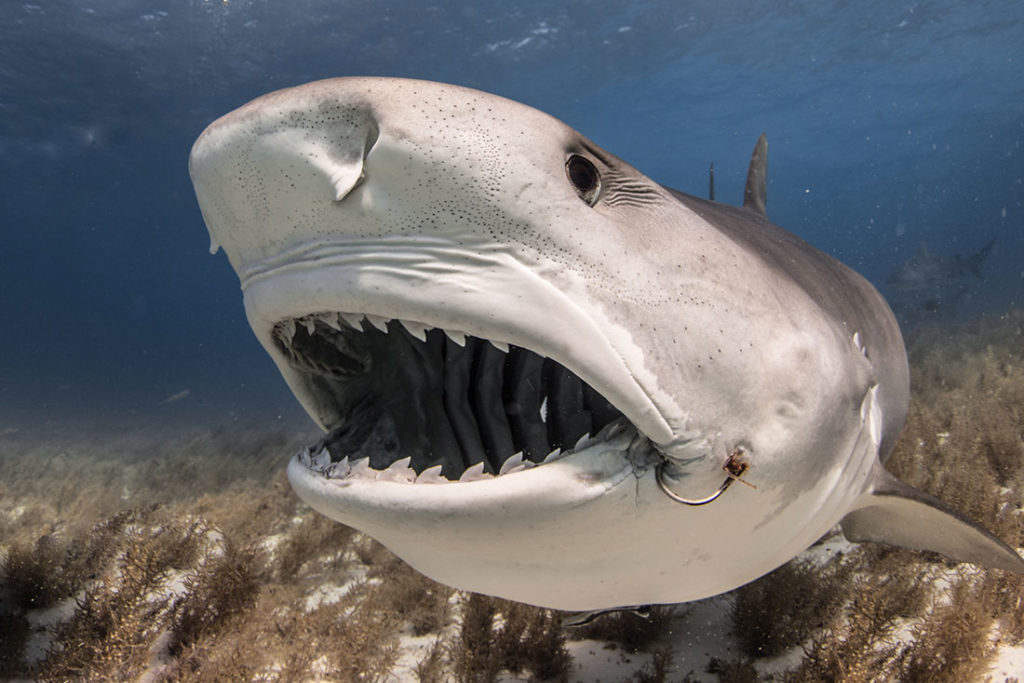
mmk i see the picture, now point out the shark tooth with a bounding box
[326,457,350,479]
[310,448,331,470]
[322,313,342,331]
[542,448,562,464]
[349,457,373,478]
[852,331,868,357]
[499,451,526,475]
[283,318,297,340]
[416,464,445,484]
[400,319,428,342]
[366,314,389,333]
[459,462,487,482]
[489,339,510,353]
[596,420,625,441]
[573,432,593,451]
[302,316,316,334]
[444,329,467,347]
[378,457,415,483]
[627,432,650,459]
[340,312,364,329]
[389,456,412,471]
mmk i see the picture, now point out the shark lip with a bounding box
[276,311,644,483]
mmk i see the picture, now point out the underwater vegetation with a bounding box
[2,311,1024,681]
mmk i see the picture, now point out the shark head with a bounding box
[190,78,1024,610]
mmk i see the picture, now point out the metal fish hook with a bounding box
[656,449,755,506]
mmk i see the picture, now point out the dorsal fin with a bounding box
[840,463,1024,574]
[743,133,768,217]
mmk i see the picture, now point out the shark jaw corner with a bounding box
[190,77,1024,611]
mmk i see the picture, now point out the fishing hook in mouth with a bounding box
[655,449,755,506]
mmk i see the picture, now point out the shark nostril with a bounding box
[341,119,379,197]
[300,111,378,203]
[364,119,380,159]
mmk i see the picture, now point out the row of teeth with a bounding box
[298,421,629,484]
[280,312,510,352]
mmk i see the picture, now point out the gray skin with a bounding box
[190,78,1024,610]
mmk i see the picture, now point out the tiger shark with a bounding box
[189,77,1024,611]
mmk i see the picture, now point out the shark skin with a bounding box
[189,78,1024,611]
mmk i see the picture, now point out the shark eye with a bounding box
[566,155,601,206]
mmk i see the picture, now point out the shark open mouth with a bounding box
[277,313,636,483]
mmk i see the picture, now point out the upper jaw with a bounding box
[242,246,677,459]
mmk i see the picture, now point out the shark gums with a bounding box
[189,78,1024,611]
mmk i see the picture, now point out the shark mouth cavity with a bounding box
[276,313,636,483]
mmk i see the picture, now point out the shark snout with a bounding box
[192,96,380,202]
[189,90,386,266]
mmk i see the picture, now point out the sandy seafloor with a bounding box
[3,312,1024,682]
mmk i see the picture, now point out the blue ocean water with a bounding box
[1,0,1021,428]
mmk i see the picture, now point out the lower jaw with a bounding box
[284,427,687,612]
[289,423,653,504]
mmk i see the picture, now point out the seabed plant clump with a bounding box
[1,311,1023,681]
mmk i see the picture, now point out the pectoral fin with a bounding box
[840,464,1024,573]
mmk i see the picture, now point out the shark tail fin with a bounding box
[743,133,768,217]
[840,464,1024,573]
[968,238,996,279]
